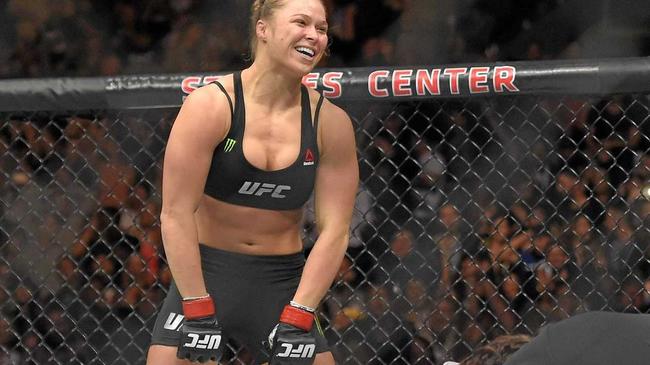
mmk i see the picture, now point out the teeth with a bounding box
[296,47,315,57]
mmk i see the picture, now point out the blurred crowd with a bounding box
[1,98,648,364]
[319,95,650,363]
[1,0,648,79]
[1,0,650,364]
[0,112,171,363]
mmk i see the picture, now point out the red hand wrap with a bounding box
[280,304,314,332]
[182,296,215,320]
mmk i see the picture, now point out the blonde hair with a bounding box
[249,0,286,61]
[460,335,531,365]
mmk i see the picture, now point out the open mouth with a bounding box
[295,46,316,58]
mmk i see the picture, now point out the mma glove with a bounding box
[266,302,317,365]
[177,295,224,363]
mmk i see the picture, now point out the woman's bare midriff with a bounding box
[194,194,305,255]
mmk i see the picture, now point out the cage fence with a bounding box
[1,59,650,364]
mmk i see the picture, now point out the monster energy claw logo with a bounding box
[224,138,236,152]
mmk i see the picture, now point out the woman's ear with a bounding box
[256,19,268,43]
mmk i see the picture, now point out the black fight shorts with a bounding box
[150,244,329,363]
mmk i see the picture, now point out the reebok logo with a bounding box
[277,343,316,358]
[303,148,315,166]
[163,313,184,331]
[183,334,222,350]
[224,138,236,152]
[238,181,291,198]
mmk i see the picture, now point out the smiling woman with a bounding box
[146,0,358,364]
[250,0,329,76]
[249,0,328,63]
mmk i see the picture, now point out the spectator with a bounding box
[358,285,414,364]
[412,142,446,219]
[0,313,22,363]
[323,256,369,364]
[589,96,639,189]
[373,228,439,299]
[431,203,467,267]
[602,204,646,281]
[162,17,205,72]
[425,295,460,364]
[324,0,359,66]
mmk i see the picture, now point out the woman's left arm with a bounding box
[292,101,359,309]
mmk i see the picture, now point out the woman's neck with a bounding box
[242,60,303,109]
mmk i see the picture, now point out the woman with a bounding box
[146,0,358,364]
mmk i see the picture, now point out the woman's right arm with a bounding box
[160,85,230,299]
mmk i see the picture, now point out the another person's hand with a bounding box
[177,296,223,363]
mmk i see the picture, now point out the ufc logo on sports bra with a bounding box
[277,343,316,358]
[238,181,291,198]
[183,333,222,350]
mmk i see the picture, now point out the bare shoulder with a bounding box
[185,74,235,116]
[305,87,349,122]
[205,74,236,98]
[314,95,356,158]
[307,88,350,126]
[174,74,235,142]
[317,96,353,137]
[319,98,351,125]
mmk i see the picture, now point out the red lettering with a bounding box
[322,72,343,98]
[302,73,319,89]
[416,69,441,95]
[181,76,202,94]
[203,76,222,85]
[392,70,412,97]
[493,66,519,92]
[469,67,490,93]
[368,70,390,97]
[443,68,467,95]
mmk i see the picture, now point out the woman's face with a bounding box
[259,0,328,75]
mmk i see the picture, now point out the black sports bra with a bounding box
[203,71,324,210]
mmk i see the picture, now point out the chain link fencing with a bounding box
[1,63,650,364]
